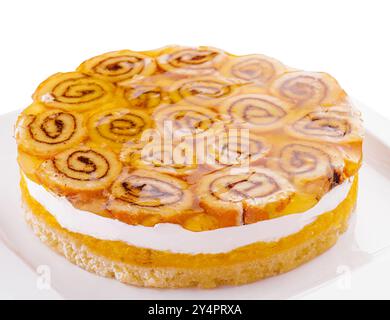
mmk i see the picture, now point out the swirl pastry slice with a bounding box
[77,50,156,84]
[108,169,193,222]
[87,107,151,150]
[274,141,345,190]
[123,80,168,109]
[169,76,239,107]
[157,46,227,75]
[206,131,271,169]
[219,93,291,133]
[286,109,363,143]
[16,108,87,157]
[220,54,286,85]
[121,141,197,177]
[37,146,122,195]
[33,72,118,112]
[197,167,294,226]
[270,71,346,107]
[153,104,223,139]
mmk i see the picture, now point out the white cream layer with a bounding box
[24,175,353,254]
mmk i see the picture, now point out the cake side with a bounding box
[21,174,358,288]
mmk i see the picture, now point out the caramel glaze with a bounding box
[15,46,363,231]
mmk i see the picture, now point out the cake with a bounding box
[15,46,363,288]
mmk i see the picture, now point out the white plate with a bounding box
[1,103,390,300]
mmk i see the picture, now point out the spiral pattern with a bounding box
[211,172,279,202]
[34,72,117,112]
[219,94,290,132]
[16,109,87,157]
[123,141,197,176]
[88,107,151,150]
[206,132,271,169]
[124,82,165,109]
[169,76,238,107]
[197,167,294,226]
[108,169,193,216]
[277,142,345,188]
[157,46,227,75]
[77,50,156,84]
[286,109,363,143]
[153,105,222,139]
[270,71,345,107]
[220,54,286,84]
[37,146,121,194]
[17,45,363,230]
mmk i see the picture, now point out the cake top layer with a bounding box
[15,45,363,231]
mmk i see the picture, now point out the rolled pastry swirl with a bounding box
[123,81,167,109]
[220,54,286,85]
[169,76,239,107]
[157,46,227,75]
[77,50,156,84]
[121,141,197,177]
[108,169,193,220]
[37,146,122,195]
[206,131,271,169]
[270,71,346,107]
[219,94,291,133]
[275,141,345,190]
[87,107,151,150]
[197,167,294,226]
[16,109,87,157]
[286,108,363,143]
[153,104,223,140]
[34,72,118,112]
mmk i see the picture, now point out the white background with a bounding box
[1,0,390,119]
[1,0,390,299]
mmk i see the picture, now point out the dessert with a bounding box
[15,46,363,288]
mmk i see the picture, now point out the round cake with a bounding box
[15,46,363,288]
